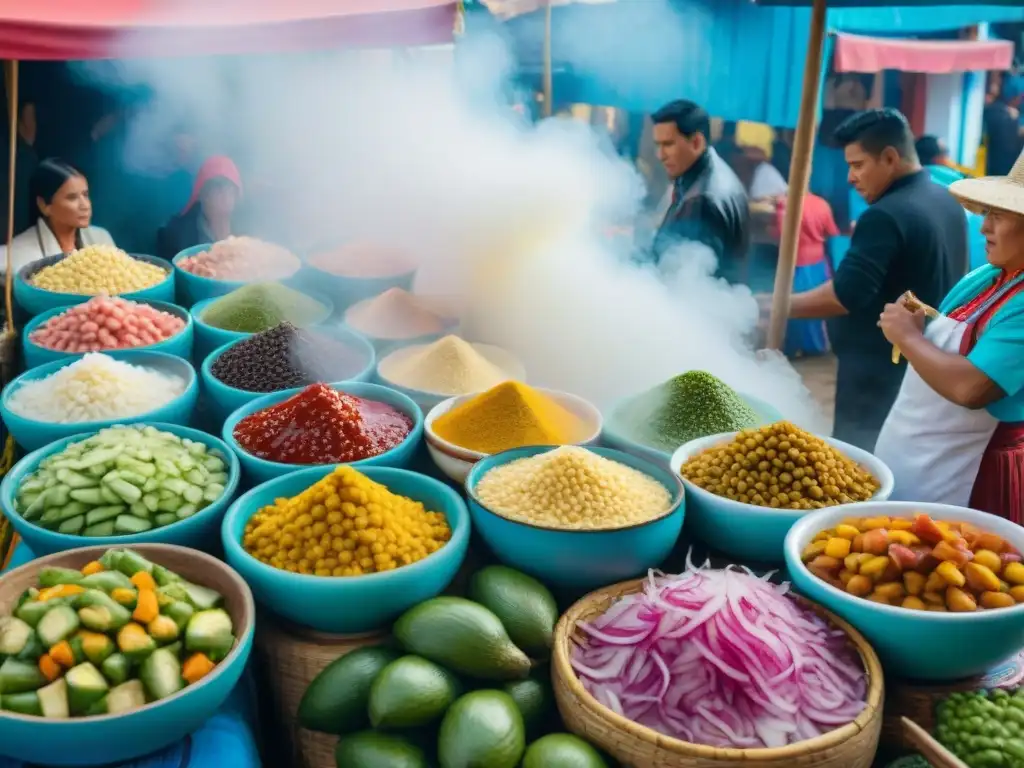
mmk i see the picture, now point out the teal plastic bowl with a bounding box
[602,390,783,470]
[0,422,240,556]
[465,446,684,591]
[786,501,1024,682]
[14,253,175,317]
[221,465,469,633]
[199,327,376,424]
[1,350,199,453]
[222,381,423,486]
[21,300,193,370]
[0,543,254,766]
[173,244,303,307]
[669,432,895,564]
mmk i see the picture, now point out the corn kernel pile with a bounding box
[474,446,672,530]
[242,466,451,576]
[679,421,878,510]
[29,245,168,295]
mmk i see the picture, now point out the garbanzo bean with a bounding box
[30,245,167,295]
[679,421,878,509]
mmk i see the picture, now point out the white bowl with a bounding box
[669,431,894,563]
[786,501,1024,681]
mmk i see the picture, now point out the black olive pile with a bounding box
[211,322,366,392]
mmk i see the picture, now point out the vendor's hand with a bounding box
[878,302,925,346]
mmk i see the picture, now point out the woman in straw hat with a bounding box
[873,149,1024,522]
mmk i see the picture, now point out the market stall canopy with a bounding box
[834,32,1014,73]
[0,0,458,60]
[482,0,614,21]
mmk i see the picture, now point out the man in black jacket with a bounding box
[650,100,750,281]
[778,109,968,450]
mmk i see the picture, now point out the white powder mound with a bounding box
[7,353,188,423]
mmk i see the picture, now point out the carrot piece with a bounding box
[38,653,62,682]
[182,653,216,684]
[80,561,105,576]
[130,571,157,591]
[37,584,85,601]
[49,640,75,668]
[132,589,159,624]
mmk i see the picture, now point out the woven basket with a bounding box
[256,618,388,768]
[552,578,885,768]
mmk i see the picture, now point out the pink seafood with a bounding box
[29,296,185,353]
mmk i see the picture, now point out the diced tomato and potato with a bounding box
[801,513,1024,613]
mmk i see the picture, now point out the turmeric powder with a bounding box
[432,381,587,454]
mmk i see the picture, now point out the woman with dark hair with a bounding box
[0,158,114,279]
[156,156,242,261]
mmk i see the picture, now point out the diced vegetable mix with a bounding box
[0,548,235,718]
[15,426,231,538]
[801,513,1024,612]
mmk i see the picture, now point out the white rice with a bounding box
[7,353,187,423]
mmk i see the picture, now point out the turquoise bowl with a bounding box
[785,501,1024,682]
[221,465,469,633]
[602,390,783,470]
[465,446,684,591]
[0,543,254,766]
[222,381,423,486]
[21,300,193,370]
[1,350,199,453]
[0,422,240,556]
[14,253,174,317]
[173,244,303,306]
[669,432,894,564]
[302,260,416,314]
[199,327,375,424]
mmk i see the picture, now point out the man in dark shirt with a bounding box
[780,109,968,450]
[651,101,750,281]
[984,77,1024,178]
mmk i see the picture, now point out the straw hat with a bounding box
[950,148,1024,216]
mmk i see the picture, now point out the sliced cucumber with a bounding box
[79,571,133,592]
[37,677,70,719]
[180,582,223,611]
[0,657,47,694]
[2,690,42,715]
[140,648,183,701]
[0,617,33,656]
[106,679,146,714]
[36,605,80,647]
[65,662,109,715]
[100,653,131,686]
[37,568,84,588]
[185,609,234,660]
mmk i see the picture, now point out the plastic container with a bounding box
[222,381,423,486]
[0,543,254,766]
[14,253,175,317]
[199,327,375,424]
[465,446,685,591]
[602,391,783,470]
[21,300,193,370]
[786,501,1024,682]
[1,350,199,452]
[221,465,468,633]
[0,422,241,556]
[173,244,304,307]
[669,432,895,563]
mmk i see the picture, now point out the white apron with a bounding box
[874,276,1024,506]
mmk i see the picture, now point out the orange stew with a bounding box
[801,513,1024,612]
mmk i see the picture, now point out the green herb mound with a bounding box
[936,688,1024,766]
[200,283,329,333]
[883,757,930,768]
[618,371,760,452]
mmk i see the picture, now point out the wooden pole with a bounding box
[4,60,16,334]
[766,0,828,350]
[542,0,553,117]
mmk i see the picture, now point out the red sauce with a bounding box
[233,383,413,465]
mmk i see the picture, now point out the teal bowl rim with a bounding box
[15,252,173,300]
[785,500,1024,625]
[1,350,198,431]
[221,381,424,474]
[221,465,470,587]
[199,328,377,402]
[374,339,527,401]
[0,422,241,547]
[465,445,684,534]
[173,243,301,289]
[22,299,193,360]
[190,288,335,337]
[303,255,418,284]
[0,542,255,725]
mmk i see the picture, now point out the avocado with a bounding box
[438,690,525,768]
[468,566,558,656]
[521,734,609,768]
[334,731,427,768]
[299,645,400,735]
[368,655,460,729]
[503,674,554,737]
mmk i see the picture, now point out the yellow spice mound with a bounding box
[380,335,510,395]
[30,245,167,295]
[242,465,452,577]
[433,381,588,454]
[476,446,672,529]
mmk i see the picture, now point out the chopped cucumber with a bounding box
[106,679,146,714]
[164,601,194,631]
[79,570,133,592]
[148,616,180,644]
[79,632,115,665]
[2,691,42,715]
[65,662,109,715]
[180,582,223,611]
[114,515,152,535]
[58,516,85,535]
[140,649,183,701]
[36,605,80,647]
[117,623,156,662]
[37,678,70,718]
[0,658,47,693]
[0,617,32,656]
[84,505,125,526]
[37,568,83,588]
[100,653,131,686]
[114,550,154,576]
[75,590,131,632]
[16,597,70,628]
[15,630,44,662]
[185,609,234,660]
[83,521,115,537]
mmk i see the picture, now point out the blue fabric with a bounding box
[787,259,832,356]
[939,266,1024,423]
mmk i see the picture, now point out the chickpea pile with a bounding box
[802,512,1024,612]
[242,466,451,577]
[29,245,168,295]
[679,421,878,510]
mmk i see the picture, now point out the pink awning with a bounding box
[0,0,457,60]
[834,32,1014,75]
